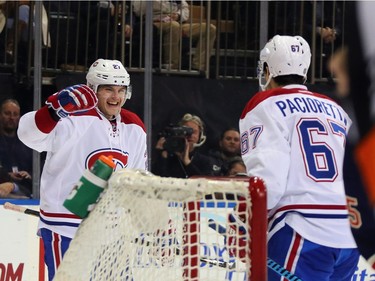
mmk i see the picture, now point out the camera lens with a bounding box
[163,136,186,153]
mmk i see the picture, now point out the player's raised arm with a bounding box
[17,84,97,151]
[46,84,98,119]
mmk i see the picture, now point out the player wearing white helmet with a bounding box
[17,59,147,280]
[86,58,132,119]
[238,35,359,280]
[258,35,310,90]
[86,58,132,98]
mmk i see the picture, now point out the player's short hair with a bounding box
[273,75,306,86]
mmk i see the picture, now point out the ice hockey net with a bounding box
[54,169,267,281]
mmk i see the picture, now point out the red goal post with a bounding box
[54,170,267,281]
[185,176,267,280]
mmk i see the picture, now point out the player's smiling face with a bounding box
[96,85,127,119]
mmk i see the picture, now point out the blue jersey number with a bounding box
[298,118,346,182]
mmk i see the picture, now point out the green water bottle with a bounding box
[63,155,115,218]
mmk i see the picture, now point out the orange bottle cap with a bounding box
[99,155,116,169]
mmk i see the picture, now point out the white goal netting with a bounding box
[54,169,267,281]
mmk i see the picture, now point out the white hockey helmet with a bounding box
[258,35,311,90]
[86,59,132,99]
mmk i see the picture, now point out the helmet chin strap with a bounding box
[259,73,273,91]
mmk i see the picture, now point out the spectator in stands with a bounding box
[52,1,132,69]
[302,1,344,78]
[80,1,132,64]
[0,1,49,71]
[0,1,4,22]
[209,127,241,175]
[211,156,247,200]
[2,1,49,52]
[328,47,350,98]
[0,98,32,198]
[223,157,247,177]
[132,0,216,71]
[270,1,343,79]
[153,113,219,178]
[0,1,6,55]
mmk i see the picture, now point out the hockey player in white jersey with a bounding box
[239,35,359,280]
[17,59,147,280]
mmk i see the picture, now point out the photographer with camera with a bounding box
[153,113,219,178]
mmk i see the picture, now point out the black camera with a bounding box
[160,125,193,153]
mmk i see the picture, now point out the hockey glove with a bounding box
[46,84,98,118]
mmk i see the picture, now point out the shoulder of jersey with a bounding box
[119,109,146,132]
[240,87,335,119]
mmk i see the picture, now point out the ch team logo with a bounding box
[86,148,128,171]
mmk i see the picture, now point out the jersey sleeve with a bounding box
[17,108,72,153]
[17,110,54,152]
[120,109,148,171]
[131,129,148,171]
[239,99,290,210]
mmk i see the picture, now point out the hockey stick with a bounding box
[208,219,303,281]
[3,202,39,217]
[200,257,236,269]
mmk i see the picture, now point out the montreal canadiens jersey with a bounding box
[18,106,148,238]
[239,84,357,248]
